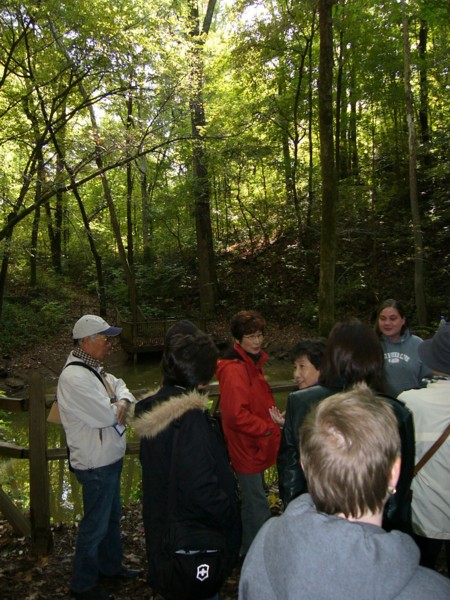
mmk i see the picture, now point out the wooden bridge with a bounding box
[116,309,227,359]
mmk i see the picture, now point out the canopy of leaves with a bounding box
[0,0,448,349]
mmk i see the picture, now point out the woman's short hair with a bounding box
[375,298,408,337]
[162,329,219,389]
[300,385,400,519]
[290,339,326,370]
[230,310,265,342]
[319,319,385,391]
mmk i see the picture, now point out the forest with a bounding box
[0,0,449,354]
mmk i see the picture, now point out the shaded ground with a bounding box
[0,498,447,600]
[0,502,241,600]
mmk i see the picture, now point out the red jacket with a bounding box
[216,344,281,474]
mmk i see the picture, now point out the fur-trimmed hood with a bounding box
[131,389,209,439]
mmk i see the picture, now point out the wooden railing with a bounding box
[0,376,296,557]
[115,309,229,359]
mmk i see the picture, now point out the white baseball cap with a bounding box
[72,314,122,339]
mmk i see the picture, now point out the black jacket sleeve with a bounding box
[277,393,310,507]
[277,386,342,507]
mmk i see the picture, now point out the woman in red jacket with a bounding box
[216,311,281,556]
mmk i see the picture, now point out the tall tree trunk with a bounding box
[53,96,68,276]
[418,19,430,147]
[318,0,338,336]
[139,145,152,264]
[49,18,137,319]
[89,104,138,318]
[418,17,432,177]
[41,125,108,315]
[348,62,359,181]
[30,149,45,287]
[30,206,40,288]
[0,229,12,322]
[45,110,108,313]
[280,94,301,234]
[188,0,218,318]
[140,157,150,262]
[306,30,315,232]
[402,1,427,325]
[335,27,344,178]
[126,91,134,268]
[281,33,312,240]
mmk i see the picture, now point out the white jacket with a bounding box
[57,353,135,470]
[400,379,450,540]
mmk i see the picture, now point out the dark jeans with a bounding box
[70,459,124,593]
[414,533,450,577]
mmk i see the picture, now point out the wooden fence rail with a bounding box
[0,375,296,557]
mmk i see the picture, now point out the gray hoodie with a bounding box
[381,330,432,397]
[239,494,450,600]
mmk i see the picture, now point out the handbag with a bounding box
[155,419,228,600]
[47,399,62,424]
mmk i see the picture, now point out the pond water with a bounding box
[1,355,293,524]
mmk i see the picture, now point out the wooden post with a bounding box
[28,373,53,556]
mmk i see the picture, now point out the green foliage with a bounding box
[0,271,74,352]
[0,0,448,331]
[1,471,29,511]
[0,393,12,445]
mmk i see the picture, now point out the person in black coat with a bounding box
[277,319,415,534]
[132,322,241,598]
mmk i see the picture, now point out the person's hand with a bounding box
[269,406,285,427]
[115,400,130,425]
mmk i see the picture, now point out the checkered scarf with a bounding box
[72,347,106,376]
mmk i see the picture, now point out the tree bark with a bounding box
[418,19,430,147]
[126,90,135,269]
[188,0,218,317]
[318,0,338,336]
[402,1,427,325]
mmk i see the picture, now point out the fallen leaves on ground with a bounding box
[0,502,240,600]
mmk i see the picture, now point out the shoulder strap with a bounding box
[414,423,450,476]
[64,361,106,388]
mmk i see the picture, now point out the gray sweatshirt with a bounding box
[239,494,450,600]
[381,330,432,397]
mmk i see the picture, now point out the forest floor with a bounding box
[0,491,448,600]
[0,501,243,600]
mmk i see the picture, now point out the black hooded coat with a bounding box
[133,384,241,588]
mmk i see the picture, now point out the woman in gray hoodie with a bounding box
[375,298,432,397]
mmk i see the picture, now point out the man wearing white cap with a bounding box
[57,315,138,600]
[399,323,450,577]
